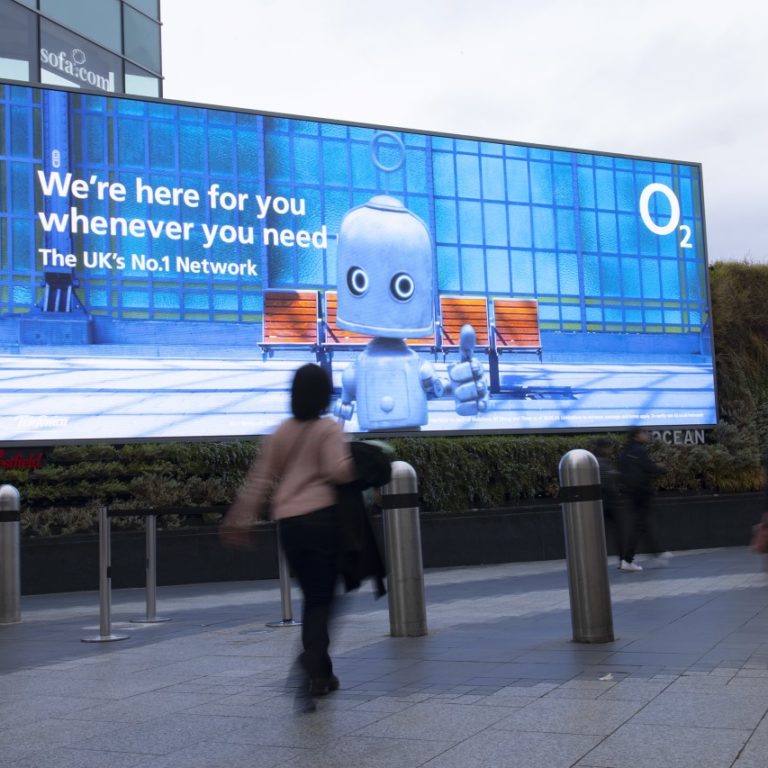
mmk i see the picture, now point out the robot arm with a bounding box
[445,325,489,416]
[334,363,357,423]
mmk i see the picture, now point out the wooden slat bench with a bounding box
[259,289,322,361]
[438,295,491,359]
[489,298,543,393]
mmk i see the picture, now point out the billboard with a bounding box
[0,81,716,443]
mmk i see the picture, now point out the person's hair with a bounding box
[627,427,646,441]
[290,363,332,420]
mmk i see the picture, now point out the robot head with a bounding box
[336,195,434,338]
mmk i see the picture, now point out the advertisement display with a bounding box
[0,81,717,443]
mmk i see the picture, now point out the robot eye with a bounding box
[390,272,415,301]
[347,267,369,296]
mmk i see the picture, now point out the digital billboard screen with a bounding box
[0,81,716,443]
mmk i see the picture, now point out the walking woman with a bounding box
[222,364,356,707]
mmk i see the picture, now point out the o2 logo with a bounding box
[639,183,692,249]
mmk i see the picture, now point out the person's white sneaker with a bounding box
[620,559,643,572]
[655,551,672,567]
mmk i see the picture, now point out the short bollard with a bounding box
[381,461,427,637]
[0,485,21,624]
[131,513,170,624]
[266,527,300,628]
[559,449,614,643]
[82,507,128,643]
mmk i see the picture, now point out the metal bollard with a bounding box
[82,507,128,643]
[0,485,21,624]
[266,526,300,627]
[559,449,614,643]
[131,513,170,624]
[381,461,427,637]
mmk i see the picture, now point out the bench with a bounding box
[321,291,374,348]
[437,295,491,360]
[259,289,323,363]
[489,298,543,393]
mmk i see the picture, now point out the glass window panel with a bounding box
[461,247,486,293]
[0,0,36,81]
[577,166,595,209]
[505,159,529,202]
[351,143,377,188]
[583,254,600,296]
[597,211,618,253]
[40,20,122,93]
[486,249,510,293]
[558,253,579,295]
[405,148,427,193]
[530,162,553,204]
[125,0,159,20]
[208,127,234,174]
[432,152,456,196]
[508,205,532,248]
[553,163,574,206]
[615,171,635,212]
[595,168,616,210]
[534,251,557,293]
[458,200,483,245]
[40,0,121,50]
[532,207,555,250]
[661,260,680,298]
[480,156,505,200]
[621,257,641,298]
[586,307,602,323]
[293,136,319,184]
[322,140,348,186]
[561,305,581,321]
[580,211,597,251]
[556,209,576,250]
[125,63,160,97]
[437,245,460,292]
[455,153,480,198]
[600,256,620,297]
[641,260,661,298]
[124,5,162,73]
[618,213,637,254]
[510,251,534,294]
[483,202,507,247]
[435,199,458,243]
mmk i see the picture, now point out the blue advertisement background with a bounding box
[0,82,716,442]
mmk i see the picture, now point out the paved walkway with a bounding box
[1,547,768,767]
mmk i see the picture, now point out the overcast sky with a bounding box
[161,0,767,264]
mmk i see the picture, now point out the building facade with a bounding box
[0,0,161,97]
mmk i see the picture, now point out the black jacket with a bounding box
[337,441,391,598]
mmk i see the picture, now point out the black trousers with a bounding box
[278,506,340,681]
[624,494,661,563]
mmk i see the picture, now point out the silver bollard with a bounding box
[82,507,128,643]
[131,514,170,624]
[266,526,300,627]
[0,485,21,624]
[381,461,427,637]
[559,449,614,643]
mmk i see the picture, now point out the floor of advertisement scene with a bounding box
[1,547,767,768]
[0,353,715,441]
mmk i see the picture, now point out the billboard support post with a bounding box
[559,449,614,643]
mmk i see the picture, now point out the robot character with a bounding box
[332,193,488,431]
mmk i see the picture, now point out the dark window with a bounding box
[39,0,122,51]
[123,4,161,73]
[0,0,37,81]
[124,0,159,20]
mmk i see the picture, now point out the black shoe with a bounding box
[308,674,340,696]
